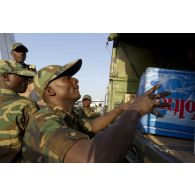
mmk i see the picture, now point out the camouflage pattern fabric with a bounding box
[74,107,100,138]
[0,89,39,162]
[34,59,82,98]
[23,105,90,163]
[0,60,35,77]
[18,63,36,72]
[76,107,100,120]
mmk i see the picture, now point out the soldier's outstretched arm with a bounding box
[89,95,141,133]
[64,85,170,163]
[64,108,139,162]
[88,85,169,133]
[89,106,124,133]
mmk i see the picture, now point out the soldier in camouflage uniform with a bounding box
[11,42,38,100]
[75,95,100,138]
[0,60,39,162]
[77,95,100,120]
[11,42,35,70]
[23,58,170,163]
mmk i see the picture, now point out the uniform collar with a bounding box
[0,88,19,96]
[47,105,75,120]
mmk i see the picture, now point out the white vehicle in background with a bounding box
[0,33,15,60]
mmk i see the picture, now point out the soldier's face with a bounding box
[49,75,81,102]
[12,48,27,63]
[8,74,29,93]
[82,99,91,107]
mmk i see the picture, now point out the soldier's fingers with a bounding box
[150,91,171,100]
[151,108,163,117]
[152,101,171,108]
[144,84,160,96]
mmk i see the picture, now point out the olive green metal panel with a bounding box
[108,41,154,111]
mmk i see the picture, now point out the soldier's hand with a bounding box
[118,100,135,112]
[128,84,171,116]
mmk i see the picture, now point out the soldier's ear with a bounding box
[2,74,10,81]
[45,86,56,96]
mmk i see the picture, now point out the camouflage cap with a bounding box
[34,59,82,98]
[0,60,36,77]
[11,42,28,52]
[82,95,92,101]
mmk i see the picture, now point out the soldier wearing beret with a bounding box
[23,59,170,163]
[0,60,39,162]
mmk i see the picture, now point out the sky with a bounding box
[15,33,113,101]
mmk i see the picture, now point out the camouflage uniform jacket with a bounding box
[23,106,91,163]
[76,107,100,120]
[0,89,39,162]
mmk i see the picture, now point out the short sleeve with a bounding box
[45,127,89,162]
[24,108,90,163]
